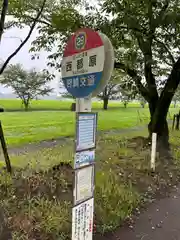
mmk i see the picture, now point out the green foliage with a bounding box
[136,94,147,108]
[61,92,75,99]
[97,70,123,101]
[172,86,180,107]
[98,70,138,108]
[0,64,53,110]
[6,0,180,96]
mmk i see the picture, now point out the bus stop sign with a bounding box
[61,28,105,98]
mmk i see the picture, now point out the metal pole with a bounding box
[72,94,96,240]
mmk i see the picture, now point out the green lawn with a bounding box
[0,98,177,146]
[0,99,142,111]
[0,105,177,147]
[0,108,147,146]
[0,99,179,239]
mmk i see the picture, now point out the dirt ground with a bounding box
[2,184,180,240]
[95,184,180,240]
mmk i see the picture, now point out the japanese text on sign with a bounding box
[74,150,95,169]
[65,53,97,74]
[72,198,94,240]
[89,55,97,67]
[66,75,95,89]
[76,113,97,151]
[74,165,94,205]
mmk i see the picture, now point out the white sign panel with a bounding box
[76,113,97,151]
[74,165,94,205]
[74,150,95,169]
[72,198,94,240]
[61,46,105,78]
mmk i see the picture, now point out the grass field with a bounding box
[0,99,180,239]
[1,108,148,146]
[0,99,177,146]
[0,99,141,111]
[0,98,176,111]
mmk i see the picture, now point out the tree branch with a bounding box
[114,62,150,102]
[0,0,46,75]
[155,0,170,28]
[20,14,52,27]
[154,37,175,65]
[0,0,8,42]
[135,31,159,101]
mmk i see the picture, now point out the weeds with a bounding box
[0,130,180,238]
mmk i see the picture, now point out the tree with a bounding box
[98,85,117,110]
[120,88,136,108]
[12,0,180,156]
[100,0,180,157]
[98,70,137,109]
[1,64,53,110]
[0,0,46,74]
[97,71,122,110]
[61,92,75,99]
[5,0,86,70]
[136,94,147,108]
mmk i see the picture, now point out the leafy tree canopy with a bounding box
[0,64,53,110]
[6,0,180,152]
[0,0,46,74]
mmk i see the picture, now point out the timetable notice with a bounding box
[76,114,96,151]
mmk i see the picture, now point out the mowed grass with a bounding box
[0,99,141,111]
[0,99,178,146]
[1,108,149,146]
[0,98,177,111]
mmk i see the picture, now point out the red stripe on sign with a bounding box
[63,28,103,57]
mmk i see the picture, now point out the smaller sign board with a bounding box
[74,150,95,169]
[76,113,97,151]
[72,198,94,240]
[74,165,94,205]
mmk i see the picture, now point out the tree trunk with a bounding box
[103,98,108,110]
[140,101,145,108]
[24,104,29,111]
[123,102,127,108]
[23,100,29,111]
[148,100,171,160]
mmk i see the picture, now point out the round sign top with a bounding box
[61,28,105,98]
[63,28,104,57]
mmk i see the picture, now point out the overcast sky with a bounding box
[0,26,59,94]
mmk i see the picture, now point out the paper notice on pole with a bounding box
[74,150,95,169]
[76,113,97,151]
[72,198,94,240]
[74,165,94,205]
